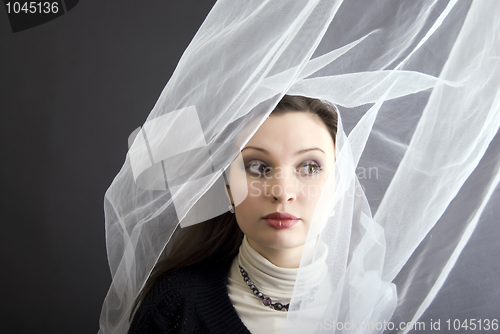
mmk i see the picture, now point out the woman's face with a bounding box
[230,111,335,262]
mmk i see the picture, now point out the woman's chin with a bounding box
[253,232,306,252]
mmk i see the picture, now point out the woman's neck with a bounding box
[246,237,317,268]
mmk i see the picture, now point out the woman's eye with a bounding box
[245,162,271,177]
[297,161,322,176]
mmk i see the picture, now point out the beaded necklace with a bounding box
[238,265,319,312]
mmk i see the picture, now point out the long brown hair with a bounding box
[130,95,338,320]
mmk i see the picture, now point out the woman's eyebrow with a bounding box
[241,146,325,155]
[296,147,325,155]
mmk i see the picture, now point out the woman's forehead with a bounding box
[243,112,334,155]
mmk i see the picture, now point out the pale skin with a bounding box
[226,111,336,268]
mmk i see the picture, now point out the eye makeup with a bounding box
[244,159,323,178]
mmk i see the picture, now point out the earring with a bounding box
[222,172,235,214]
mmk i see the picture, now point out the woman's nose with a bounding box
[268,166,297,202]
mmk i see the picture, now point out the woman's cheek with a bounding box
[300,180,326,208]
[248,179,263,197]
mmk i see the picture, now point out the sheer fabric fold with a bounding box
[99,1,500,333]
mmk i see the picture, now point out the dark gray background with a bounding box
[0,1,216,333]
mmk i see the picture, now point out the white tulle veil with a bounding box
[99,1,500,333]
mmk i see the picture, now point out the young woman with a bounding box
[99,1,500,333]
[128,95,338,333]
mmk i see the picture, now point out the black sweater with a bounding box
[128,255,252,334]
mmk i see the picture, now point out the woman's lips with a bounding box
[263,212,299,229]
[263,212,299,220]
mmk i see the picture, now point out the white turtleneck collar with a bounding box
[227,235,330,334]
